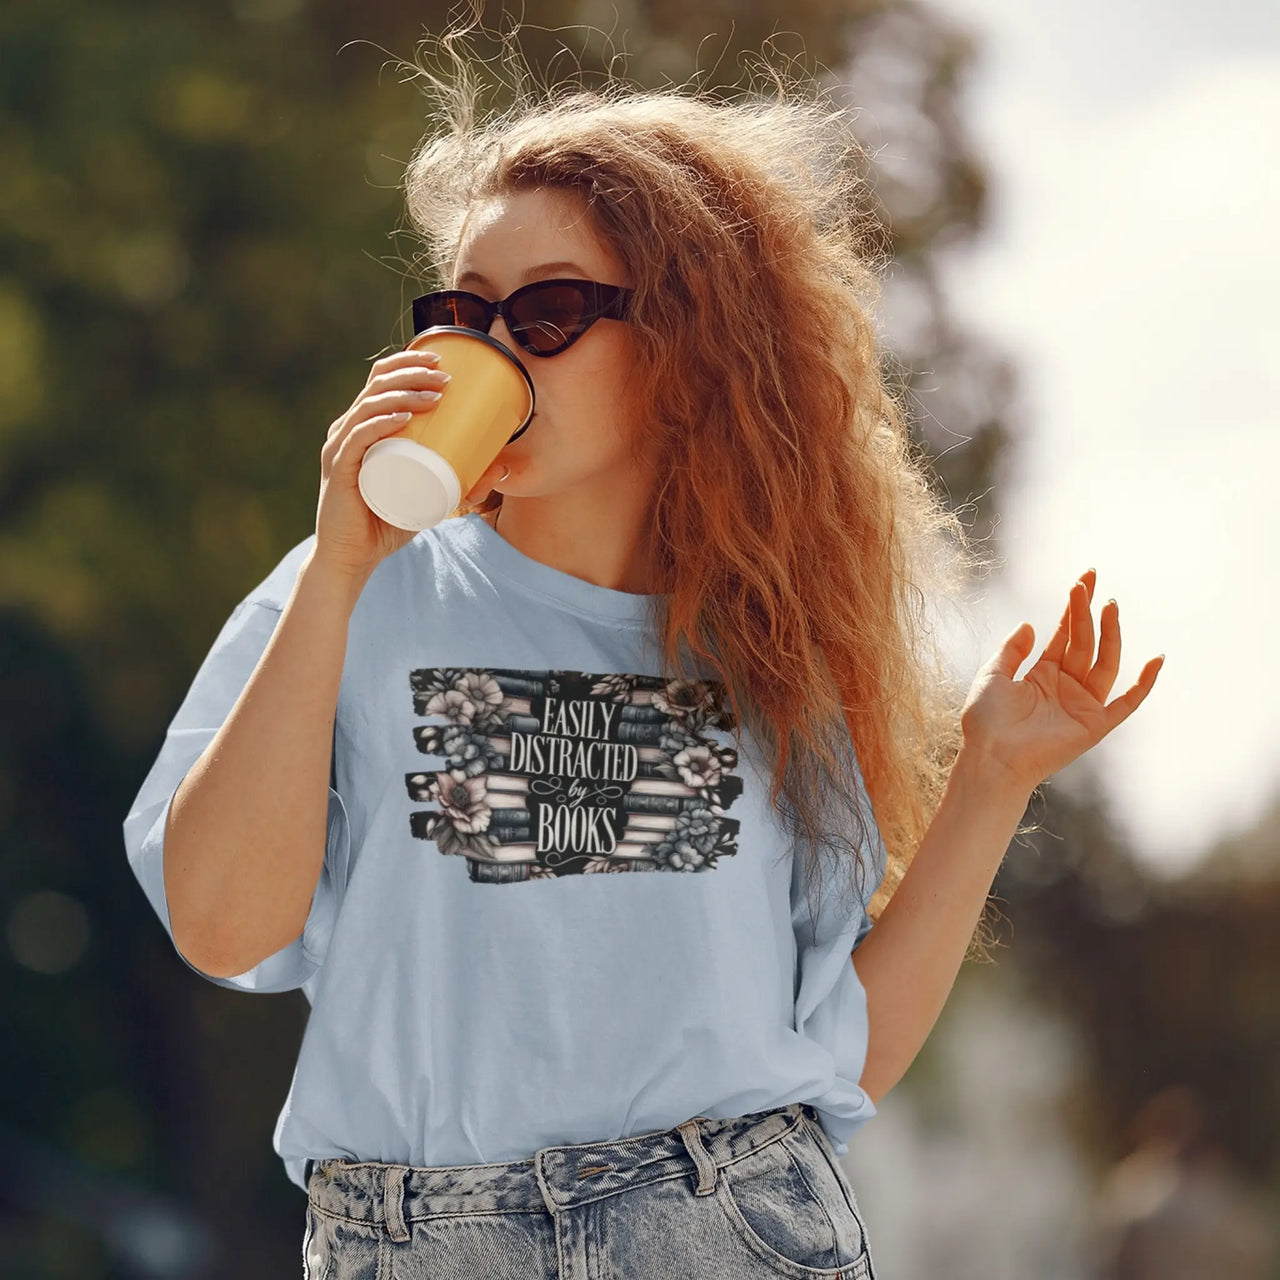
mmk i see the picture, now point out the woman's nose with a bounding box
[489,314,529,369]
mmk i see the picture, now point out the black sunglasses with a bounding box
[411,278,634,357]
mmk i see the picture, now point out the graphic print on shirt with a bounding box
[405,669,745,881]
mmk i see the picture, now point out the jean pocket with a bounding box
[715,1121,872,1278]
[797,1116,877,1277]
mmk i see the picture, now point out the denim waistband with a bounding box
[305,1101,822,1244]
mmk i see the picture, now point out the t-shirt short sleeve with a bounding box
[789,743,887,1155]
[851,772,886,950]
[794,743,886,951]
[122,564,352,993]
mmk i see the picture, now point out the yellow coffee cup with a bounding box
[358,326,535,531]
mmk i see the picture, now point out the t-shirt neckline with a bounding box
[438,511,665,627]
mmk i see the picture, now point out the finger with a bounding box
[1041,569,1094,668]
[368,366,453,396]
[339,387,442,443]
[1041,592,1073,667]
[362,347,442,387]
[323,399,418,460]
[367,386,446,416]
[321,410,412,478]
[1102,654,1165,734]
[1085,598,1121,701]
[1062,579,1095,686]
[986,621,1037,680]
[332,411,415,468]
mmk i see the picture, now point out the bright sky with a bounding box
[907,0,1280,874]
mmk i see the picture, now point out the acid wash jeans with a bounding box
[302,1101,878,1279]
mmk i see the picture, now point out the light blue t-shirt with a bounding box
[122,512,884,1191]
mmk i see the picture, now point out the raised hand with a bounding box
[958,569,1165,795]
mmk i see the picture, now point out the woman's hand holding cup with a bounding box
[313,349,452,581]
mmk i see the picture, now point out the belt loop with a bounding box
[382,1165,410,1242]
[534,1149,561,1217]
[676,1118,718,1196]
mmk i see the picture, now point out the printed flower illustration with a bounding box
[654,723,738,795]
[671,742,722,789]
[424,670,507,730]
[651,678,718,724]
[413,720,501,778]
[428,769,492,835]
[652,802,735,871]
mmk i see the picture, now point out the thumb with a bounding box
[988,622,1035,680]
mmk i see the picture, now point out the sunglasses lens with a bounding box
[416,293,490,333]
[508,282,590,354]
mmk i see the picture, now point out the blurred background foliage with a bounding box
[0,0,1275,1275]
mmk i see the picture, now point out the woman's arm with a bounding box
[852,745,1031,1105]
[851,570,1163,1105]
[164,549,370,977]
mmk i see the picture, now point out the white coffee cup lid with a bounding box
[357,437,462,531]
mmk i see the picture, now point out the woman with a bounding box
[122,21,1163,1280]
